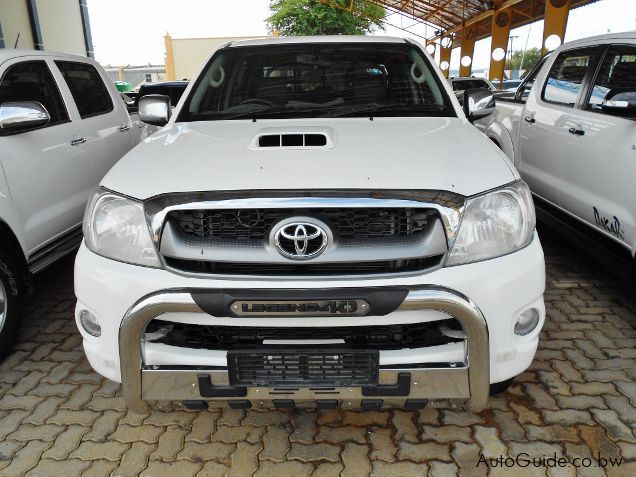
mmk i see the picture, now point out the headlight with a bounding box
[445,181,535,266]
[83,190,161,267]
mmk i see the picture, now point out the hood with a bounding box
[102,117,517,200]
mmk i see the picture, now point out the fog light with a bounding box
[79,310,101,337]
[514,308,540,336]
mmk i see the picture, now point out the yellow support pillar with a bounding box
[489,7,512,86]
[542,0,572,56]
[459,25,477,77]
[164,33,176,81]
[439,36,452,78]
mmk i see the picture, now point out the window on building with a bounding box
[0,61,68,126]
[542,47,599,106]
[587,45,636,118]
[55,61,113,118]
[145,73,152,83]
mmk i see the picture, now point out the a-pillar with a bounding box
[459,25,477,77]
[488,7,512,88]
[542,0,572,56]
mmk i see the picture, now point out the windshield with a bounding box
[179,42,454,121]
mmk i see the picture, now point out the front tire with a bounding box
[489,378,514,396]
[0,249,22,361]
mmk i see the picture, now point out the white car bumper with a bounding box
[74,234,545,412]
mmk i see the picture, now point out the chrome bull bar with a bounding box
[120,287,489,413]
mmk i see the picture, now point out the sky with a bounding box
[89,0,636,69]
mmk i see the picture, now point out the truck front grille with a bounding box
[146,318,463,350]
[169,207,432,240]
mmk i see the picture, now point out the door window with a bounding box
[0,61,68,126]
[55,61,113,119]
[587,45,636,118]
[542,47,598,107]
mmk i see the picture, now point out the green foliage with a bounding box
[267,0,385,36]
[505,47,542,73]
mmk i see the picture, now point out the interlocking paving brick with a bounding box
[253,460,313,477]
[421,424,472,443]
[316,425,367,444]
[372,460,430,477]
[290,410,317,443]
[112,441,155,477]
[26,457,92,477]
[288,442,341,462]
[341,443,371,477]
[42,425,90,460]
[141,460,202,477]
[1,440,52,476]
[260,426,290,462]
[392,410,419,443]
[369,428,396,462]
[228,442,261,477]
[177,441,233,462]
[187,411,220,443]
[313,462,344,477]
[150,425,189,461]
[397,441,451,462]
[70,441,129,462]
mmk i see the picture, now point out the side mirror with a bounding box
[0,102,50,131]
[139,94,171,126]
[463,88,496,122]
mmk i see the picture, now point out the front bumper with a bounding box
[120,287,488,413]
[75,234,545,413]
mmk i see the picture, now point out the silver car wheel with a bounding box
[0,279,6,332]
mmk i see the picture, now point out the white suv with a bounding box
[74,36,546,413]
[0,50,137,358]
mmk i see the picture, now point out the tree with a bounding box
[268,0,385,36]
[505,47,542,74]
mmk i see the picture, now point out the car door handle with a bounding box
[70,137,86,146]
[524,116,535,124]
[568,127,585,136]
[118,125,131,132]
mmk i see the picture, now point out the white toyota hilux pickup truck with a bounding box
[0,49,137,359]
[74,36,546,413]
[476,32,636,261]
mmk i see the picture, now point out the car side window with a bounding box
[541,47,598,107]
[0,61,68,126]
[55,61,113,119]
[587,45,636,118]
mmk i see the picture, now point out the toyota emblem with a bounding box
[274,221,328,260]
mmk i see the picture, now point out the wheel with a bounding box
[0,248,22,361]
[489,378,514,396]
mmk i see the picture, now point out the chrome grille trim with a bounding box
[143,191,465,278]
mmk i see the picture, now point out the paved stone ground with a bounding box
[0,227,635,477]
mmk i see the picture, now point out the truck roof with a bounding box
[229,35,408,48]
[0,48,95,64]
[560,30,636,48]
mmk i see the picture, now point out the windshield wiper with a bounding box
[328,104,453,118]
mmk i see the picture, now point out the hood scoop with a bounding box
[258,133,327,148]
[250,127,336,150]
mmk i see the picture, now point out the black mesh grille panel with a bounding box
[169,208,435,240]
[147,318,462,351]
